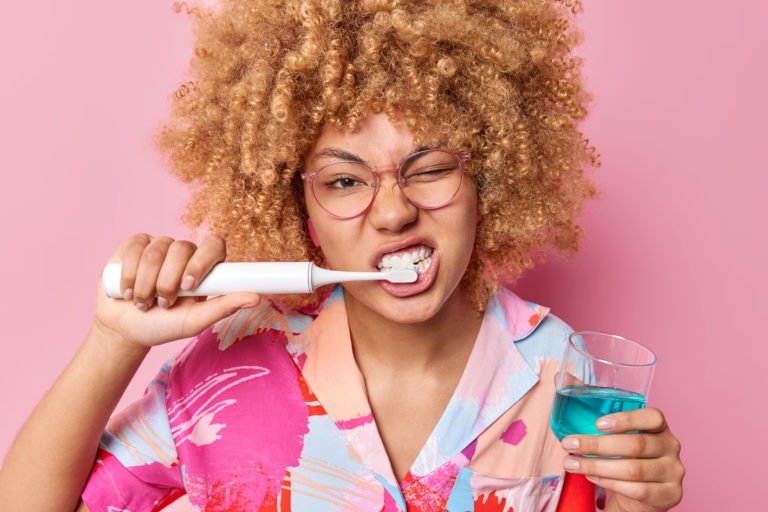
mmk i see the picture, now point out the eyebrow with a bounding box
[312,145,435,165]
[314,148,365,163]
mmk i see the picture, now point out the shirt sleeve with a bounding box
[81,358,186,511]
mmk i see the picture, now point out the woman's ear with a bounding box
[307,218,321,248]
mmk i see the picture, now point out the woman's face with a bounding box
[303,112,478,325]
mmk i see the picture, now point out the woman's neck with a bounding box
[343,287,483,373]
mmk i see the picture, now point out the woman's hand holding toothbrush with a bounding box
[92,233,262,352]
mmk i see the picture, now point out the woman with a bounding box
[0,0,684,510]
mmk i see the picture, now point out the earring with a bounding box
[307,218,321,248]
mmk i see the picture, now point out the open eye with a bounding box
[324,175,367,189]
[316,162,374,193]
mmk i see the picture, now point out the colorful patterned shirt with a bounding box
[82,287,599,511]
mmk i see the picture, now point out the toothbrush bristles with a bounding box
[385,269,418,283]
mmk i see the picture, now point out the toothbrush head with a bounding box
[384,269,418,283]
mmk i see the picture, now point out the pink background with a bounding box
[1,1,765,510]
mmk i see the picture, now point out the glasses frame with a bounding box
[301,148,471,220]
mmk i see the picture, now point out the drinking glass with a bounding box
[550,331,656,440]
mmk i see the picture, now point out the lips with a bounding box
[378,247,439,298]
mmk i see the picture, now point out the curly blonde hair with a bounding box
[159,0,598,312]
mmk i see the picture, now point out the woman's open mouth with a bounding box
[376,245,434,276]
[375,244,438,297]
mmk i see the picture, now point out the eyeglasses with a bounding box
[301,148,470,220]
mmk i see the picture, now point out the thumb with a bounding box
[182,293,262,334]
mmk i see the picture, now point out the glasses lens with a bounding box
[400,150,463,208]
[312,162,375,218]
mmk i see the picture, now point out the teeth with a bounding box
[377,247,434,275]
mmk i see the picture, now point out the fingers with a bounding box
[563,431,668,459]
[155,240,197,307]
[583,468,685,510]
[562,408,674,456]
[594,407,668,434]
[179,235,227,292]
[179,292,263,335]
[563,450,679,483]
[95,234,260,349]
[117,233,152,301]
[561,407,685,511]
[114,234,227,310]
[563,408,671,456]
[590,478,683,510]
[132,236,175,309]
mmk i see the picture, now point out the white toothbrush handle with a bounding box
[102,262,313,298]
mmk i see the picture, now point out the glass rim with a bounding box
[301,148,470,220]
[567,330,657,368]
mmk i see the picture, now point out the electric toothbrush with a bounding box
[102,262,418,298]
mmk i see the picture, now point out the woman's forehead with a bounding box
[307,112,414,160]
[311,112,448,152]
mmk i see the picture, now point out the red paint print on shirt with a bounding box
[297,370,327,417]
[475,490,513,512]
[401,471,451,512]
[259,470,292,512]
[150,489,187,512]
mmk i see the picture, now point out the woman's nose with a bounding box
[366,177,418,232]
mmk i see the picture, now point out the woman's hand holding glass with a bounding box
[561,407,684,511]
[91,233,262,352]
[553,332,684,511]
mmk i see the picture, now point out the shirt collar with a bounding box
[285,287,550,486]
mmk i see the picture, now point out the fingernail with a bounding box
[181,275,196,291]
[157,297,169,308]
[123,288,134,300]
[239,303,259,310]
[562,437,580,451]
[563,457,580,471]
[586,475,600,484]
[596,417,617,431]
[136,302,148,311]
